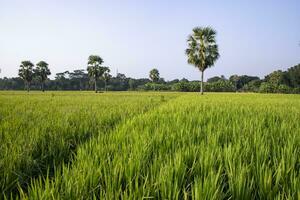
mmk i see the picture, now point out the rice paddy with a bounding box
[0,92,299,199]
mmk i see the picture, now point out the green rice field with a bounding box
[0,92,299,199]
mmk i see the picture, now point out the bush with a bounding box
[205,80,235,92]
[143,83,170,91]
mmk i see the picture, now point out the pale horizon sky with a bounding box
[0,0,299,81]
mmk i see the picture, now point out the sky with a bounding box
[0,0,299,81]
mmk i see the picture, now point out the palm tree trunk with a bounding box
[94,77,97,93]
[104,80,107,92]
[27,82,30,92]
[42,82,45,92]
[200,71,204,95]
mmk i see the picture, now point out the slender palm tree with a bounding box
[103,67,111,92]
[35,61,51,92]
[87,55,105,93]
[186,27,219,94]
[18,61,34,92]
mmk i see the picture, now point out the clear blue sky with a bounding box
[0,0,299,80]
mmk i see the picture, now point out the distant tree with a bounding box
[172,81,190,92]
[277,84,292,93]
[116,73,126,80]
[87,55,106,93]
[186,27,219,94]
[69,69,88,90]
[205,80,235,92]
[229,75,260,91]
[242,79,262,92]
[207,76,223,83]
[18,61,34,92]
[264,70,285,86]
[129,79,136,90]
[229,75,239,90]
[286,64,300,88]
[168,79,180,84]
[149,68,160,83]
[102,67,111,92]
[35,61,51,92]
[180,78,189,83]
[55,71,69,80]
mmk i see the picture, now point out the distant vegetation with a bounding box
[0,63,299,94]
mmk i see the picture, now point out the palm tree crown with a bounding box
[87,55,104,79]
[36,61,51,81]
[186,27,219,72]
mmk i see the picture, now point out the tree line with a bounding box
[0,26,299,93]
[1,63,299,93]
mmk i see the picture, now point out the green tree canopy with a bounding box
[18,61,34,92]
[149,68,160,83]
[35,61,51,92]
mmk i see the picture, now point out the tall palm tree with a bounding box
[87,55,105,93]
[87,55,104,93]
[149,68,160,91]
[103,67,111,92]
[186,27,219,94]
[35,61,51,92]
[18,61,34,92]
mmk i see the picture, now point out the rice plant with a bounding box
[1,92,299,199]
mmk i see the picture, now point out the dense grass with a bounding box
[1,92,300,199]
[0,91,179,198]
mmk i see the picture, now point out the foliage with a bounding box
[143,82,171,91]
[35,61,51,92]
[2,63,300,94]
[87,55,108,93]
[286,64,300,88]
[229,75,260,90]
[18,61,34,92]
[149,68,160,83]
[264,70,288,86]
[103,68,111,92]
[207,75,226,83]
[242,79,262,92]
[205,80,235,92]
[259,82,275,93]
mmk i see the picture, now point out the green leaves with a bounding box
[35,61,51,83]
[186,26,219,72]
[149,68,160,83]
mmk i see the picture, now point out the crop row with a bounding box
[19,93,300,199]
[0,92,179,197]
